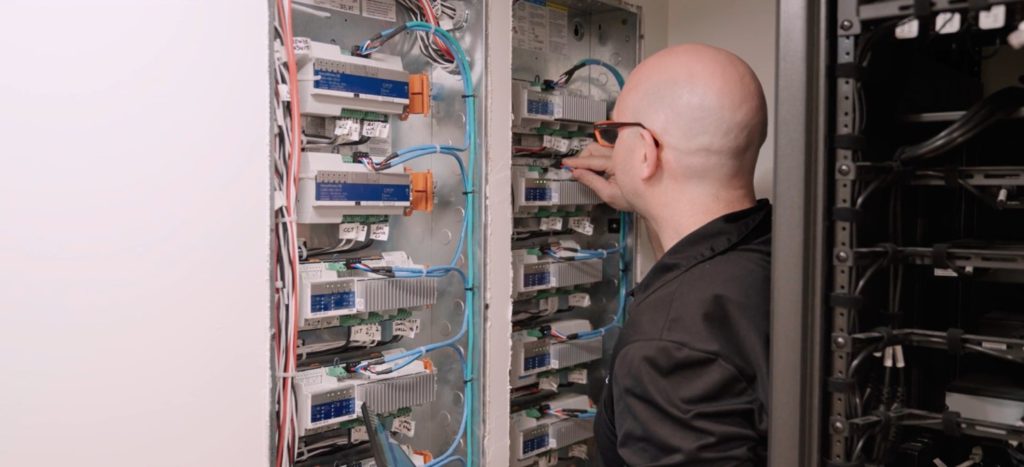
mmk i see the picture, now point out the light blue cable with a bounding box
[578,58,626,89]
[355,21,478,467]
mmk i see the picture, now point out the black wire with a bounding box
[306,239,376,259]
[896,87,1024,162]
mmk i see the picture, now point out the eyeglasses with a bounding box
[593,120,660,148]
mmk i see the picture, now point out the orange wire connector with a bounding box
[405,169,434,214]
[406,73,431,117]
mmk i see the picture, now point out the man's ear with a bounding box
[638,129,660,181]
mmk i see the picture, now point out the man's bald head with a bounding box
[614,44,767,185]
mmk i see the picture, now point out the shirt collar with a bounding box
[632,199,772,298]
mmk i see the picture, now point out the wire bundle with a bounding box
[272,1,305,465]
[895,86,1024,163]
[544,58,627,91]
[396,0,462,72]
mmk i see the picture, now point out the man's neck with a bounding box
[645,189,756,255]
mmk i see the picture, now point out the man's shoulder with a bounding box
[615,244,771,381]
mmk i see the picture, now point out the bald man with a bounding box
[562,44,770,466]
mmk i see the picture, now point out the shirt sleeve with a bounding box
[611,340,764,466]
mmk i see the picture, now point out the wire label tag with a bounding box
[351,425,369,442]
[569,217,593,236]
[568,293,591,308]
[370,222,390,240]
[350,324,382,345]
[392,415,416,437]
[568,368,587,384]
[539,374,559,392]
[392,318,420,338]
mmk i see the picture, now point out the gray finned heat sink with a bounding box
[551,260,603,288]
[360,371,437,413]
[551,338,603,368]
[550,180,602,206]
[356,277,438,312]
[558,94,608,123]
[551,418,594,448]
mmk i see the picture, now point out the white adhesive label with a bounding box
[568,368,588,384]
[568,444,589,459]
[362,0,397,21]
[392,318,420,338]
[292,36,312,54]
[568,292,591,308]
[277,84,290,101]
[935,12,961,34]
[361,121,391,139]
[350,324,382,345]
[351,425,369,442]
[895,18,919,39]
[979,5,1006,30]
[370,223,390,241]
[545,296,559,315]
[392,416,416,437]
[513,0,548,52]
[547,4,569,56]
[569,217,594,236]
[296,0,359,14]
[356,224,368,242]
[538,374,559,392]
[334,118,362,141]
[544,135,571,153]
[339,223,362,240]
[548,217,564,231]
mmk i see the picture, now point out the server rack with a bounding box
[775,1,1024,466]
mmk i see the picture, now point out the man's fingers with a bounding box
[577,143,613,159]
[562,155,611,172]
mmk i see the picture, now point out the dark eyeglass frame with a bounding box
[593,120,661,148]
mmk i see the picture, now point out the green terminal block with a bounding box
[527,329,544,339]
[525,408,543,419]
[340,316,362,326]
[326,263,348,272]
[341,215,390,224]
[532,127,556,135]
[393,309,413,320]
[365,312,384,323]
[526,248,542,257]
[326,366,349,379]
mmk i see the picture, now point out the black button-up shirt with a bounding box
[595,200,771,466]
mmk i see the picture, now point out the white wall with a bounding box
[0,2,271,466]
[635,0,778,199]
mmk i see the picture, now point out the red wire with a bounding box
[419,0,453,60]
[276,0,303,465]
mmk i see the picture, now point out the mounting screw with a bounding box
[831,420,846,433]
[840,19,853,31]
[837,164,851,176]
[833,335,847,348]
[835,250,850,263]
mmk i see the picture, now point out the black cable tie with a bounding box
[943,167,960,188]
[832,207,864,223]
[464,287,474,291]
[933,242,954,272]
[827,376,857,394]
[830,292,865,310]
[873,409,893,429]
[947,328,965,355]
[462,190,475,195]
[461,94,476,99]
[914,0,932,18]
[873,326,896,345]
[835,63,864,81]
[834,134,867,151]
[943,410,962,437]
[880,243,899,264]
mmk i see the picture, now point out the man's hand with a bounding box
[562,143,634,212]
